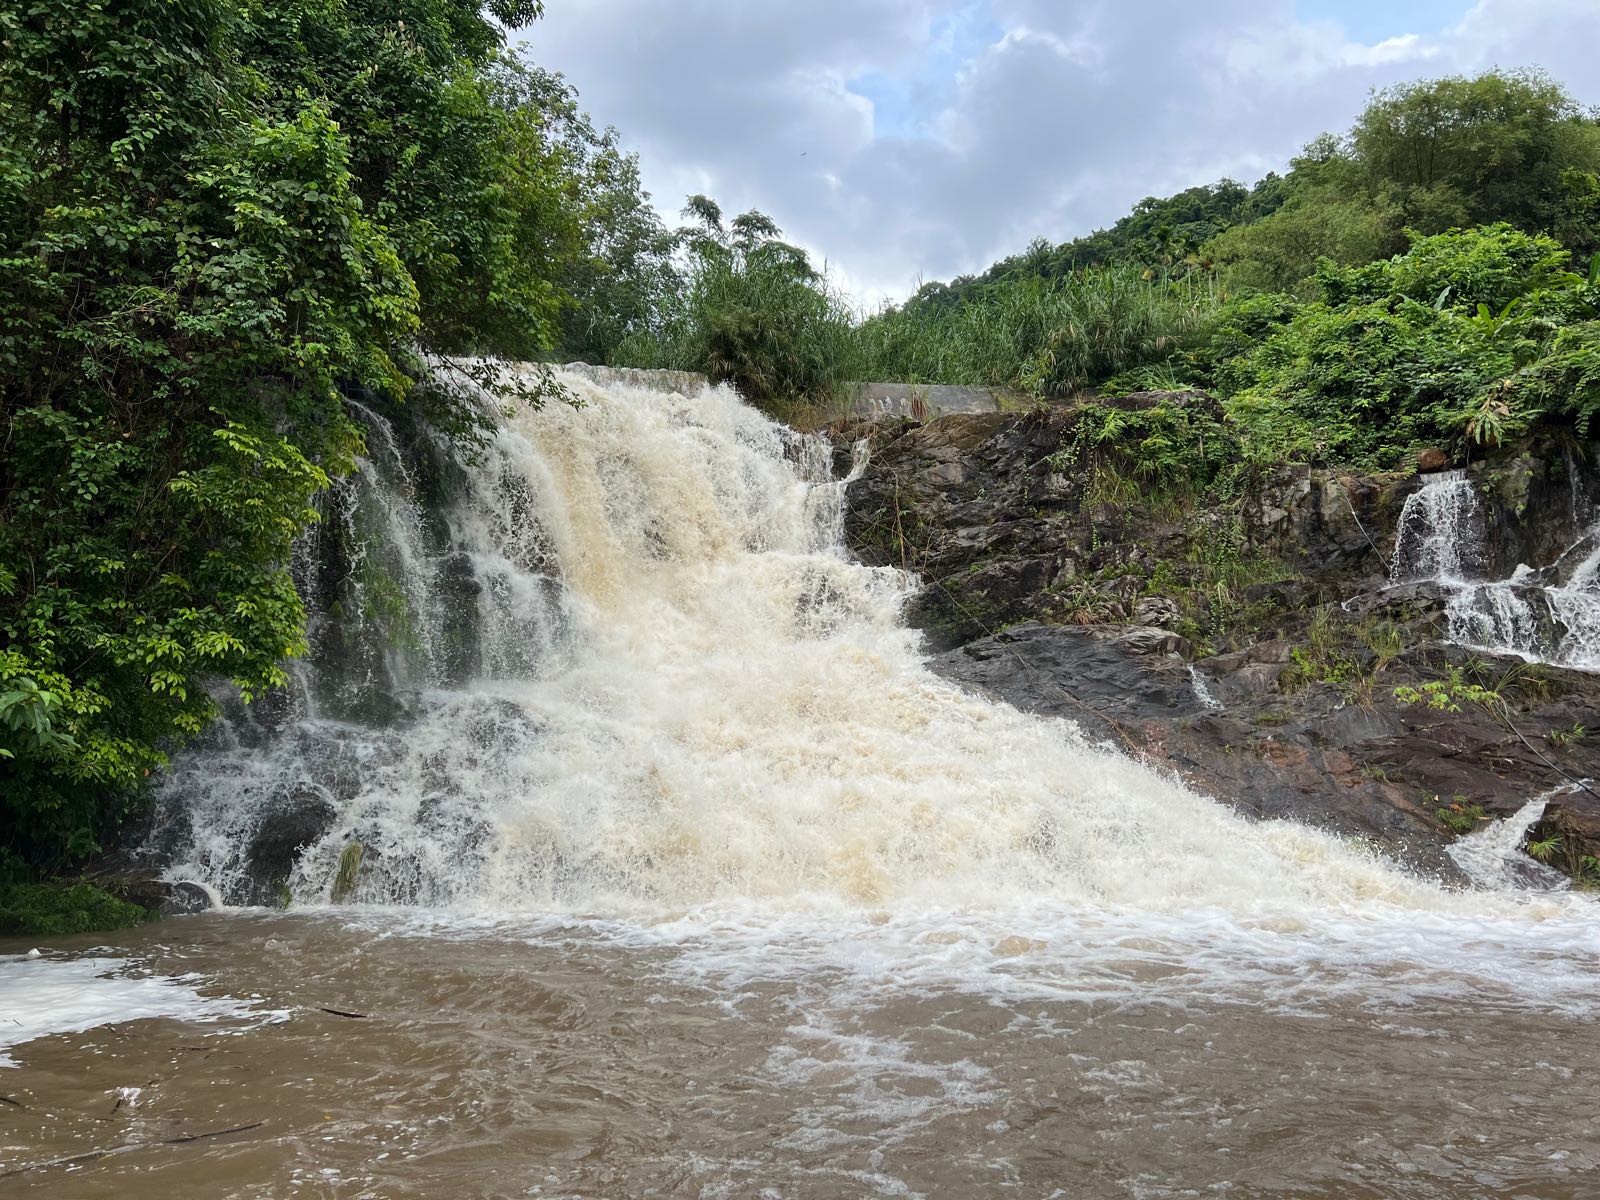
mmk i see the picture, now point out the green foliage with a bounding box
[613,197,860,411]
[0,882,152,937]
[1547,722,1587,748]
[1435,801,1489,835]
[1206,188,1386,295]
[1348,70,1600,248]
[1511,320,1600,435]
[1326,224,1578,311]
[857,267,1221,397]
[1579,855,1600,889]
[1526,833,1562,862]
[1051,394,1240,492]
[891,68,1600,369]
[1218,226,1592,466]
[1358,620,1407,671]
[487,61,677,363]
[1279,608,1360,694]
[331,839,366,903]
[1394,669,1501,713]
[1209,70,1600,289]
[0,0,607,872]
[907,178,1286,311]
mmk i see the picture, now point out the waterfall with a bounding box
[1446,790,1571,891]
[1390,470,1600,671]
[157,366,1499,913]
[1390,470,1484,584]
[1187,664,1222,710]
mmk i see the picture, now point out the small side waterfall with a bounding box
[1188,665,1222,710]
[1390,470,1484,584]
[1389,470,1600,671]
[1446,790,1573,891]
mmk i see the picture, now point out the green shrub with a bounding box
[855,267,1221,397]
[1436,802,1489,835]
[1512,319,1600,434]
[1324,224,1577,312]
[1054,395,1241,492]
[614,198,860,410]
[0,883,152,937]
[1216,227,1588,466]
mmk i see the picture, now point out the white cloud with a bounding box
[519,0,1600,304]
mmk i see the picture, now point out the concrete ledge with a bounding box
[848,382,1008,420]
[555,364,1013,420]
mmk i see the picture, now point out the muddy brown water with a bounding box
[3,907,1598,1199]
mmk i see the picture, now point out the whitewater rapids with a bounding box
[159,365,1582,921]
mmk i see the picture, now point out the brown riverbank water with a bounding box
[4,903,1599,1198]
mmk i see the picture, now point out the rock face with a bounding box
[1529,792,1600,883]
[243,785,340,903]
[843,399,1600,882]
[843,407,1414,650]
[1418,447,1450,473]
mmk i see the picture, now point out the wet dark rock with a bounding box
[243,784,339,901]
[325,685,410,727]
[82,852,215,916]
[935,623,1201,745]
[1467,443,1600,577]
[845,405,1600,882]
[1530,790,1600,881]
[1418,447,1450,473]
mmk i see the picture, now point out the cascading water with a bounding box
[16,366,1600,1198]
[1390,469,1600,670]
[155,365,1465,913]
[1446,788,1573,892]
[1389,469,1484,583]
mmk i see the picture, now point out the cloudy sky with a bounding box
[518,0,1600,305]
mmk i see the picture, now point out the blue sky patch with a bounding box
[1296,0,1473,42]
[848,2,1003,140]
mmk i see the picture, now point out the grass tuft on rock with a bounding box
[0,882,154,937]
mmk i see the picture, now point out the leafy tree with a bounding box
[485,61,678,364]
[0,0,570,873]
[1349,70,1600,244]
[1209,71,1600,290]
[614,197,859,410]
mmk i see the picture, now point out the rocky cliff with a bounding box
[842,398,1600,884]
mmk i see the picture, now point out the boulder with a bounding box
[243,784,339,901]
[1418,447,1450,472]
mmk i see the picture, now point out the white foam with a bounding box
[0,954,267,1067]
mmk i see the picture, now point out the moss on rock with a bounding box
[0,882,154,937]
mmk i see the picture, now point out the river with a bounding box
[4,366,1598,1197]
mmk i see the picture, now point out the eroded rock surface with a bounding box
[843,400,1600,882]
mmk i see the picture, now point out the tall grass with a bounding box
[614,255,1223,414]
[612,243,862,414]
[856,267,1223,397]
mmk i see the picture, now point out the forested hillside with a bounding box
[844,71,1600,466]
[0,0,679,878]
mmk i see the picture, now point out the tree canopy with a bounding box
[0,0,674,872]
